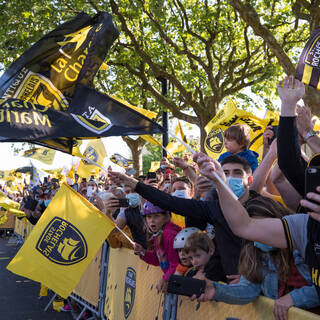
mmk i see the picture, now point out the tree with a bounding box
[229,0,320,114]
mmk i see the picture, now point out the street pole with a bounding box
[157,77,168,158]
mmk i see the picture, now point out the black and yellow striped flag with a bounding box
[296,28,320,89]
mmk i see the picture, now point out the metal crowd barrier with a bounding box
[11,217,320,320]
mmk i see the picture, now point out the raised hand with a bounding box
[278,76,305,107]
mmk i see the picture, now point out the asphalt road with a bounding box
[0,235,72,320]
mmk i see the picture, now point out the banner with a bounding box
[7,183,116,298]
[204,100,279,160]
[77,139,107,179]
[296,28,320,89]
[0,12,119,154]
[23,147,56,165]
[105,248,164,319]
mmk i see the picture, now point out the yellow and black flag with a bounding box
[7,183,116,298]
[0,12,119,153]
[296,28,320,89]
[23,147,56,165]
[0,97,163,149]
[110,154,134,168]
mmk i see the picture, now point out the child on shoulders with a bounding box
[218,124,258,172]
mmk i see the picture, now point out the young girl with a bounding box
[134,201,181,292]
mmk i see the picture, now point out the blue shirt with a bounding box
[218,149,259,172]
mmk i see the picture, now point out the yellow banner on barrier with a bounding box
[105,248,319,320]
[105,248,164,319]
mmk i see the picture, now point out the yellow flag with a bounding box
[23,148,56,165]
[110,154,134,169]
[0,191,26,217]
[77,139,107,179]
[7,183,115,298]
[0,170,15,181]
[204,100,279,161]
[166,121,187,156]
[149,161,160,172]
[67,164,76,180]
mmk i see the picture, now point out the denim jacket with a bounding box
[214,250,319,309]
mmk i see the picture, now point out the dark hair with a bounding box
[224,124,250,149]
[238,196,292,283]
[220,155,252,175]
[184,232,214,254]
[171,176,193,190]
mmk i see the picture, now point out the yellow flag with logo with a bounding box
[77,139,107,179]
[7,183,115,298]
[166,121,187,156]
[23,148,56,165]
[149,161,160,172]
[204,100,279,160]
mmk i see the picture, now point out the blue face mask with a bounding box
[254,241,276,252]
[227,176,245,198]
[44,200,51,207]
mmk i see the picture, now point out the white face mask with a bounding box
[172,189,188,199]
[87,186,95,197]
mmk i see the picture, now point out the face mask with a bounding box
[126,193,141,208]
[87,186,95,197]
[160,164,166,169]
[163,183,170,190]
[44,200,51,207]
[254,241,276,252]
[172,190,188,199]
[227,177,245,198]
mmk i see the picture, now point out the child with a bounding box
[133,201,181,292]
[173,227,200,275]
[218,124,258,172]
[184,231,225,281]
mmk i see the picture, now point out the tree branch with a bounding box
[229,0,295,75]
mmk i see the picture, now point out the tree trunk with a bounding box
[304,86,320,117]
[122,136,146,175]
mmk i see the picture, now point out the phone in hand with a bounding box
[118,198,129,207]
[268,125,278,146]
[167,275,206,298]
[305,167,320,202]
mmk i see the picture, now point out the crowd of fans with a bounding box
[3,76,320,319]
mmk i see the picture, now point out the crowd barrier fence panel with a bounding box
[0,211,15,230]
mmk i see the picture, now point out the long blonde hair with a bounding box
[238,196,292,283]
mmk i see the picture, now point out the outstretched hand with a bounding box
[193,152,226,184]
[108,171,138,189]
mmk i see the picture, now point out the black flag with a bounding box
[0,12,119,153]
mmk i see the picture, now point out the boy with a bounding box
[218,124,258,172]
[184,232,225,281]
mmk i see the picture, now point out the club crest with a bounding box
[36,217,87,265]
[205,128,224,153]
[124,267,136,318]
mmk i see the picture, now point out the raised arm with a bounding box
[277,76,307,196]
[193,153,287,248]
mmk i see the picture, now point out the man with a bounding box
[109,155,256,281]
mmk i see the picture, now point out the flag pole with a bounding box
[84,157,136,247]
[168,131,238,200]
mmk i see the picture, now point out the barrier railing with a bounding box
[10,218,320,320]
